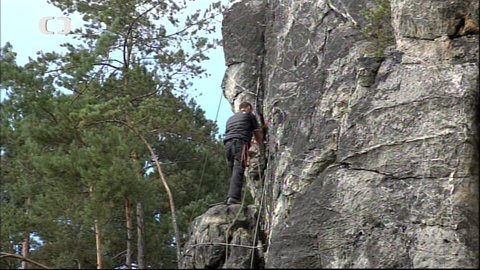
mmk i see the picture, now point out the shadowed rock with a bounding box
[180,204,265,269]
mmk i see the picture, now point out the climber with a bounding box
[223,101,264,205]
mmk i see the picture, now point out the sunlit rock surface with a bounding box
[182,0,479,268]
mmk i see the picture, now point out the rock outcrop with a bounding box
[181,0,479,268]
[180,204,264,268]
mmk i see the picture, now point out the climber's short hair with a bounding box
[239,102,253,110]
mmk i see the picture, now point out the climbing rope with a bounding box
[250,162,267,268]
[224,150,269,268]
[189,89,224,222]
[182,146,270,268]
[185,76,271,268]
[224,186,249,262]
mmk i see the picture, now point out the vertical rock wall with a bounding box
[258,0,479,268]
[182,0,479,268]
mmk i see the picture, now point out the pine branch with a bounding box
[93,62,122,70]
[0,252,51,269]
[123,4,160,69]
[164,13,222,39]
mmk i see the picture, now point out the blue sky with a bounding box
[0,0,231,136]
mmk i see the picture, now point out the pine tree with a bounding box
[1,0,229,268]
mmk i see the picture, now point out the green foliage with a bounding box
[47,0,224,95]
[1,0,228,268]
[362,0,395,57]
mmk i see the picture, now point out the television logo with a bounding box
[39,16,72,35]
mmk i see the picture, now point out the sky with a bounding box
[0,0,232,136]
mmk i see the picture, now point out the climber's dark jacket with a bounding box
[223,111,259,143]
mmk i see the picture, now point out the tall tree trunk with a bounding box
[94,220,104,269]
[21,231,30,269]
[122,121,182,268]
[150,149,182,268]
[130,151,146,269]
[125,198,134,269]
[136,202,146,269]
[21,197,31,269]
[95,220,104,269]
[90,185,104,269]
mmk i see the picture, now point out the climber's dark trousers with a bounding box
[225,139,247,201]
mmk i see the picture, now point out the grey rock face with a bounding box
[180,204,264,269]
[391,0,479,40]
[183,0,479,268]
[221,0,267,112]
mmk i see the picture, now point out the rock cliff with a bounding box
[181,0,479,268]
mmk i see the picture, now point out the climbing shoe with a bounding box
[226,197,241,205]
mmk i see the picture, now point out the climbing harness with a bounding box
[241,141,251,168]
[185,77,272,266]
